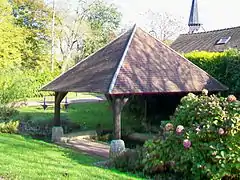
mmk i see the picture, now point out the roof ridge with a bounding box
[108,24,137,93]
[41,26,136,91]
[180,26,240,36]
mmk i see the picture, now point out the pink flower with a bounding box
[183,139,191,149]
[218,128,225,135]
[227,95,237,103]
[176,125,184,135]
[165,123,174,131]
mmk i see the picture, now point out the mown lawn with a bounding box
[23,92,101,102]
[15,102,140,131]
[0,133,142,180]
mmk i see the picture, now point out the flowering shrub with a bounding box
[143,91,240,179]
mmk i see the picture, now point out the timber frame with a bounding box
[105,94,128,140]
[42,25,228,142]
[54,92,67,126]
[53,92,129,140]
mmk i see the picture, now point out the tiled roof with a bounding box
[41,25,228,94]
[41,27,133,93]
[171,26,240,53]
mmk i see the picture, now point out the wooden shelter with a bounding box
[41,25,228,140]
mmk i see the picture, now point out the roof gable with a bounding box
[42,25,228,94]
[171,26,240,53]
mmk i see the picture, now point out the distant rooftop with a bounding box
[171,26,240,53]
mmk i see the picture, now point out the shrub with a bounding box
[18,116,80,138]
[185,49,240,95]
[0,120,19,133]
[0,106,18,120]
[143,91,240,179]
[112,148,144,173]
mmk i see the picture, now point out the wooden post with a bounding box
[113,97,121,139]
[54,92,67,126]
[106,94,128,140]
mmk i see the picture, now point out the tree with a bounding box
[0,0,25,70]
[56,0,121,71]
[10,0,54,70]
[142,10,186,42]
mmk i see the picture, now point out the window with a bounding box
[215,36,231,45]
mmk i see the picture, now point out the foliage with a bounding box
[0,134,142,180]
[11,0,53,70]
[0,0,26,70]
[0,0,60,104]
[0,120,19,133]
[86,0,121,32]
[143,91,240,179]
[57,0,122,71]
[0,106,18,121]
[18,117,78,138]
[0,69,59,105]
[112,148,144,173]
[0,70,32,104]
[13,106,79,138]
[185,49,240,94]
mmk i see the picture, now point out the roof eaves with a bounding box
[108,24,137,94]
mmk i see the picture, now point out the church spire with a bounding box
[188,0,201,34]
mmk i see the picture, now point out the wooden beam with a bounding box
[113,97,121,139]
[54,92,67,126]
[108,95,128,140]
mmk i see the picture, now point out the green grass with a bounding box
[0,133,143,180]
[22,92,101,102]
[15,102,140,131]
[68,102,113,129]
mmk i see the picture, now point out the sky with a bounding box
[109,0,240,32]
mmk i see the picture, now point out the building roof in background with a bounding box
[42,25,228,94]
[171,26,240,53]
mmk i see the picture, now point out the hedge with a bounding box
[184,49,240,95]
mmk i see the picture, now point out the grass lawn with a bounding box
[68,102,113,129]
[25,92,101,102]
[0,133,143,180]
[15,102,140,131]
